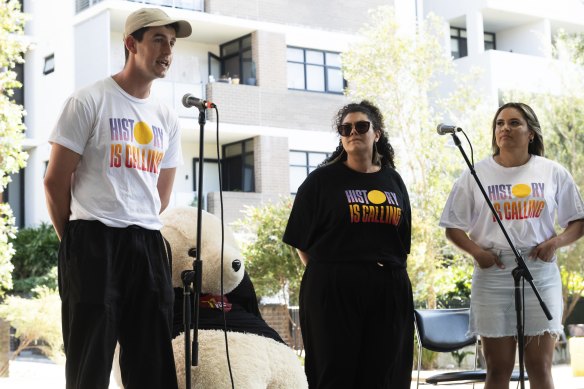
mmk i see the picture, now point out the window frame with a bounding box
[221,138,255,192]
[289,150,330,194]
[217,34,254,85]
[43,53,55,75]
[13,61,24,105]
[450,27,468,59]
[450,27,496,59]
[484,32,496,51]
[286,46,345,94]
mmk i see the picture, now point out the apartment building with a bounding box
[9,0,396,227]
[424,0,584,106]
[6,0,584,228]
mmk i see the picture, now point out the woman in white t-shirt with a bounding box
[440,102,584,389]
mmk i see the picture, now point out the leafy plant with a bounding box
[8,222,59,296]
[0,0,30,298]
[451,349,473,368]
[0,286,64,375]
[501,30,584,323]
[232,197,303,305]
[342,5,491,308]
[413,335,439,370]
[0,205,16,297]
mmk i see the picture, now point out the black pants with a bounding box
[299,261,414,389]
[58,220,178,389]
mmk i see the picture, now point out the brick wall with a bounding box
[259,304,293,346]
[206,81,347,132]
[205,29,349,131]
[259,304,304,351]
[207,191,285,224]
[255,135,289,194]
[255,31,286,90]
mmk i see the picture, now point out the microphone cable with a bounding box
[211,107,236,389]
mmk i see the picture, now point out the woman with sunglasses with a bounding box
[440,102,584,389]
[283,100,413,389]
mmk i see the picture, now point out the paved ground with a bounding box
[0,355,121,389]
[1,355,583,388]
[415,365,584,388]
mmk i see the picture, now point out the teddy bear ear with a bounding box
[160,206,199,241]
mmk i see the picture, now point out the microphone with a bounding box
[182,93,216,110]
[436,123,462,135]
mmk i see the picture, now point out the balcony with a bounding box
[452,49,567,104]
[75,0,204,14]
[205,82,346,132]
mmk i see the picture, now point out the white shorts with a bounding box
[469,247,563,338]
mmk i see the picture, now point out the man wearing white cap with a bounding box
[44,7,192,389]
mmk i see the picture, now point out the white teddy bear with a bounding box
[162,206,308,389]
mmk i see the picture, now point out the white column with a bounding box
[541,18,552,58]
[466,11,484,57]
[393,0,418,36]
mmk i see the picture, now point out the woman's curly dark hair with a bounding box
[320,100,395,169]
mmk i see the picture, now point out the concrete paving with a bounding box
[413,364,584,388]
[0,355,583,388]
[0,356,121,389]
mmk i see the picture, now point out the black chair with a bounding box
[414,308,525,388]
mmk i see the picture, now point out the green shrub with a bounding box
[9,222,59,296]
[0,286,64,375]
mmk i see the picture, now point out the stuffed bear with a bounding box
[161,206,307,389]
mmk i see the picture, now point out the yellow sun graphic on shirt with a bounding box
[367,190,386,204]
[134,121,153,145]
[512,184,531,198]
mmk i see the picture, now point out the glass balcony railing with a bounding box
[75,0,204,14]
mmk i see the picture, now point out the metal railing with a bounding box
[288,306,304,354]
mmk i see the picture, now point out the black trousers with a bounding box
[58,220,178,389]
[299,261,414,389]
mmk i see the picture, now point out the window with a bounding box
[451,28,496,58]
[221,139,254,192]
[192,158,221,210]
[289,151,330,194]
[43,54,55,75]
[211,34,255,85]
[450,28,467,59]
[13,62,24,105]
[75,0,104,14]
[208,53,221,83]
[287,47,344,94]
[484,32,496,51]
[4,170,25,228]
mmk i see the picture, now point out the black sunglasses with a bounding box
[337,121,371,137]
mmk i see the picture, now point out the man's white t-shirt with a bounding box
[49,77,182,230]
[440,155,584,250]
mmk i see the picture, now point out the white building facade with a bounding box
[6,0,584,228]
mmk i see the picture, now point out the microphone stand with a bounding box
[449,132,552,389]
[181,107,207,389]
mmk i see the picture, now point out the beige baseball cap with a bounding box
[124,8,192,38]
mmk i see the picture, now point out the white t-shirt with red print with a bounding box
[49,76,182,230]
[440,155,584,250]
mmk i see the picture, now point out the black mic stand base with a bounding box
[512,266,526,389]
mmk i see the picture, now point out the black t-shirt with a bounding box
[283,162,411,267]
